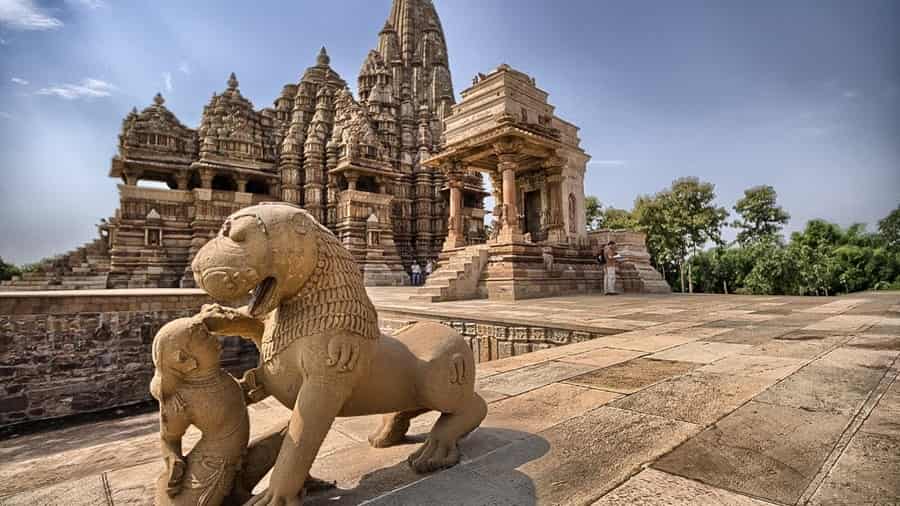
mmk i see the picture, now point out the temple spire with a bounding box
[317,46,330,66]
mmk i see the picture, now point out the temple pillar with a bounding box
[494,139,525,243]
[442,162,467,250]
[123,169,141,186]
[346,173,359,191]
[199,168,215,189]
[236,177,248,193]
[175,170,190,191]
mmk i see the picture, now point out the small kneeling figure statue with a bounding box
[150,316,252,506]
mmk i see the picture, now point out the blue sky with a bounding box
[1,0,898,265]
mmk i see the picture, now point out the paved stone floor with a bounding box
[1,290,899,505]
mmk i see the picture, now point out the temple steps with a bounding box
[0,238,111,292]
[411,244,490,303]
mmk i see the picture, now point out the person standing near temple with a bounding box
[603,241,621,295]
[411,262,422,286]
[425,259,434,283]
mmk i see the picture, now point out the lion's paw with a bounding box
[407,436,461,474]
[368,429,407,449]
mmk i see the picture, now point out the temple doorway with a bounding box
[524,190,542,239]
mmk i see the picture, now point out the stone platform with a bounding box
[1,290,899,505]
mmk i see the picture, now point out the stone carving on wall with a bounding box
[569,193,577,234]
[181,203,486,504]
[438,319,603,363]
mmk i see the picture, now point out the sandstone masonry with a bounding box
[0,290,257,428]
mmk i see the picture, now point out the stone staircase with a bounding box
[0,239,111,292]
[410,244,490,303]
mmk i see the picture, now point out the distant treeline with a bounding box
[586,179,900,296]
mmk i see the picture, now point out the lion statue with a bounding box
[191,203,487,506]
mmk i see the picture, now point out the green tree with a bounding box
[667,177,729,293]
[878,205,900,248]
[788,220,843,295]
[585,196,603,231]
[599,207,638,230]
[742,240,795,295]
[634,193,680,283]
[732,185,790,245]
[0,258,21,282]
[689,245,757,294]
[584,195,638,231]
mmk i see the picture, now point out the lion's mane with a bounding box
[260,216,380,363]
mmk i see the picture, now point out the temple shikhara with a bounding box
[1,0,666,297]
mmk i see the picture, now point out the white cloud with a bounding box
[0,111,12,119]
[36,78,116,99]
[0,0,64,30]
[589,160,627,167]
[162,72,173,92]
[65,0,104,8]
[178,61,191,75]
[843,90,860,99]
[11,77,28,85]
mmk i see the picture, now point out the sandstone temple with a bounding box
[1,0,667,296]
[3,0,485,290]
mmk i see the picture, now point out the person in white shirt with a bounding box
[411,263,422,286]
[602,241,620,295]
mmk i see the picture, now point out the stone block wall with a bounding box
[482,242,604,301]
[0,290,258,428]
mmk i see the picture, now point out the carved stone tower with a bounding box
[1,0,488,291]
[359,0,484,266]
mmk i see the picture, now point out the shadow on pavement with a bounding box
[306,428,548,506]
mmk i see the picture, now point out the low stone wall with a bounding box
[379,311,617,364]
[2,288,616,428]
[446,320,608,363]
[0,290,258,428]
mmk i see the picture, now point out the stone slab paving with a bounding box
[564,358,699,394]
[1,290,899,505]
[593,469,776,505]
[610,372,775,425]
[653,401,853,505]
[649,341,753,363]
[703,324,794,345]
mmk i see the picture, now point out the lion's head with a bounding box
[192,203,325,318]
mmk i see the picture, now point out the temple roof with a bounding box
[197,73,278,169]
[115,92,197,165]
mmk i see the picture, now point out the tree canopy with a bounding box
[879,205,900,249]
[0,258,21,282]
[585,183,899,296]
[732,185,790,245]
